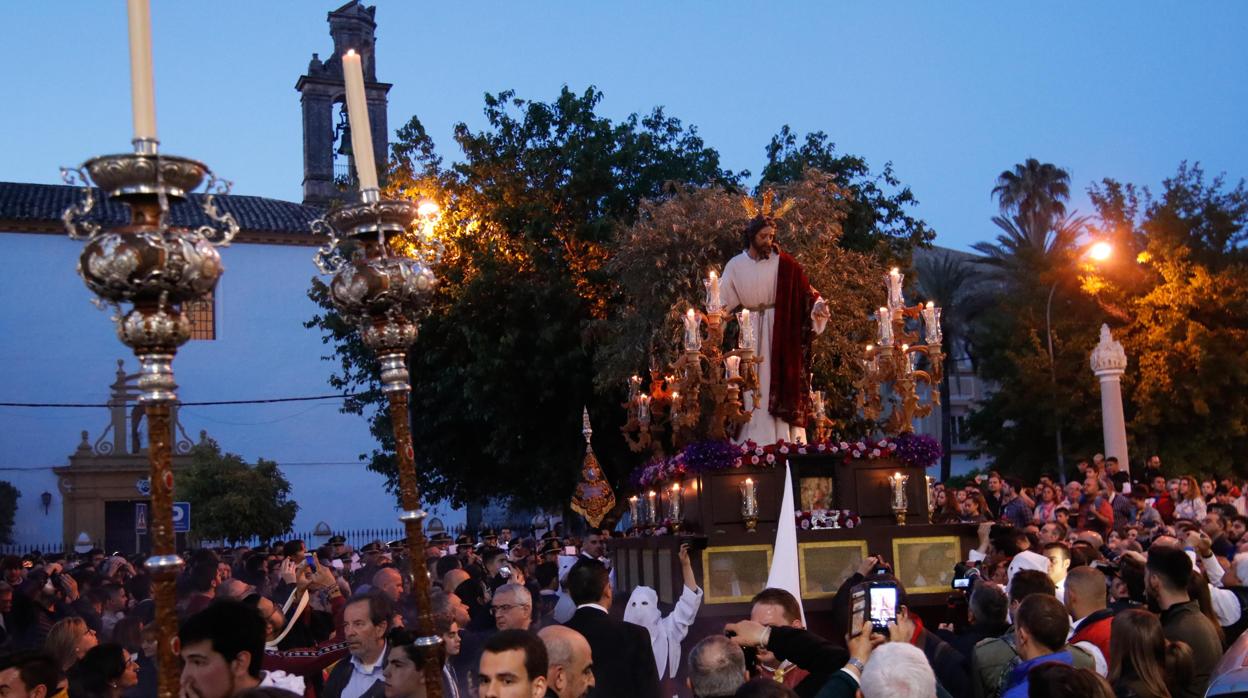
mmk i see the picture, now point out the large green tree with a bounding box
[964,161,1106,478]
[760,127,934,256]
[966,161,1248,479]
[178,438,298,543]
[1088,163,1248,475]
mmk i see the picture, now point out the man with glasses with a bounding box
[491,584,532,632]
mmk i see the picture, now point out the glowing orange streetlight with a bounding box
[1088,241,1112,262]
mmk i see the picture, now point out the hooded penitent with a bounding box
[622,584,703,680]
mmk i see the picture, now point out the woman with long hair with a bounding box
[45,617,98,673]
[1174,476,1207,522]
[1108,609,1193,698]
[67,643,139,698]
[961,491,991,523]
[932,489,963,524]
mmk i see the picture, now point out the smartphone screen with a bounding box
[869,586,897,626]
[306,554,318,569]
[953,577,971,589]
[564,546,578,556]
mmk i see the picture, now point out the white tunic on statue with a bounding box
[720,250,827,446]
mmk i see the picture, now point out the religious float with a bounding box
[586,202,978,642]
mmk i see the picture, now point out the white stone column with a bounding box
[1090,324,1130,475]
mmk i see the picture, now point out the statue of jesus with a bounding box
[720,214,829,445]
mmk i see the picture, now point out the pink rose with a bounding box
[779,446,790,454]
[765,454,776,464]
[888,443,898,451]
[750,455,760,465]
[797,447,807,455]
[852,450,861,458]
[871,449,881,457]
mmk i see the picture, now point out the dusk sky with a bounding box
[5,2,1246,252]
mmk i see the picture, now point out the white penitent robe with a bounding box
[720,250,827,445]
[622,585,704,680]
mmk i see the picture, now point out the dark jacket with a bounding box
[563,606,660,698]
[1160,599,1223,698]
[765,626,848,698]
[322,646,389,698]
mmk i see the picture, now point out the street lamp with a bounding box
[1047,240,1111,484]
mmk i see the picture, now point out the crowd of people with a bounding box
[0,452,1245,698]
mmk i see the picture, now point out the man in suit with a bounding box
[562,560,660,698]
[323,592,391,698]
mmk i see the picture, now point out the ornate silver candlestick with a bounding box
[62,147,237,698]
[313,188,444,697]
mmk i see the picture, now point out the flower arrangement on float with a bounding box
[629,433,941,488]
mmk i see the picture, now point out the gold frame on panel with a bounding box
[701,544,774,604]
[798,540,868,599]
[891,535,961,594]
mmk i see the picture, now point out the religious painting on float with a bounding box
[799,477,835,511]
[798,540,867,598]
[701,545,772,604]
[892,536,960,594]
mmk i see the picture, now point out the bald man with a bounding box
[539,625,596,698]
[1066,566,1112,675]
[372,568,404,605]
[442,568,471,593]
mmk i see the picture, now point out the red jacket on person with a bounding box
[1070,609,1113,663]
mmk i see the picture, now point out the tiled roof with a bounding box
[0,181,326,246]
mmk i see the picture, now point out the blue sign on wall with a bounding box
[172,502,191,533]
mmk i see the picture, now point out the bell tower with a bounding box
[295,1,392,207]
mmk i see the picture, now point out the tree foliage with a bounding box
[1090,163,1248,475]
[966,161,1248,479]
[0,482,18,544]
[178,438,298,543]
[760,127,934,256]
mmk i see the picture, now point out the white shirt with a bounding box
[341,644,387,698]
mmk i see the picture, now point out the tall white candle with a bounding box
[725,355,741,379]
[126,0,157,142]
[886,267,905,313]
[342,50,379,191]
[706,270,722,312]
[683,308,701,351]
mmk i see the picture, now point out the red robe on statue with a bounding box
[769,252,817,427]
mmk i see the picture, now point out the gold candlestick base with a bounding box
[894,509,907,525]
[744,516,758,533]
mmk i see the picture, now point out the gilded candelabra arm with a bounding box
[60,167,102,241]
[194,172,239,246]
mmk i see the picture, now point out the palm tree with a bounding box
[972,212,1086,286]
[992,159,1072,233]
[916,251,977,481]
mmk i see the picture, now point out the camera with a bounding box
[951,561,981,590]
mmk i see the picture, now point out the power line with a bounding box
[0,393,368,409]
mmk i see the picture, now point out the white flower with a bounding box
[779,446,790,454]
[852,450,861,458]
[871,449,881,457]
